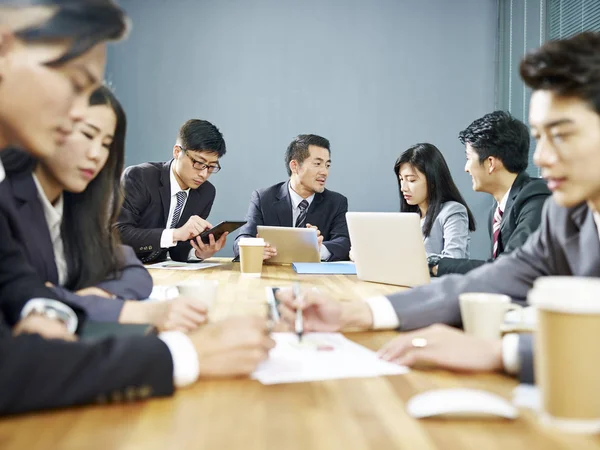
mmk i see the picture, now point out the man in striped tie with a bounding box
[117,119,228,264]
[431,111,551,277]
[234,134,351,261]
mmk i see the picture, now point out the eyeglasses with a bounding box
[179,147,221,173]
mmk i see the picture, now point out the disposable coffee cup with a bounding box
[239,237,265,278]
[176,280,219,310]
[529,276,600,434]
[459,293,522,340]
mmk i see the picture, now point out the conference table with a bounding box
[1,258,600,450]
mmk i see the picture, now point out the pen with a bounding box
[293,283,303,342]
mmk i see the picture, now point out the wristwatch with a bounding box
[427,255,442,277]
[20,298,78,334]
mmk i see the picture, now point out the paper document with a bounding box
[146,261,222,271]
[252,332,408,385]
[292,262,357,275]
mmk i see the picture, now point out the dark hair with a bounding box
[458,111,530,173]
[178,119,226,157]
[12,0,128,66]
[394,143,476,237]
[61,85,126,290]
[284,134,330,176]
[520,31,600,115]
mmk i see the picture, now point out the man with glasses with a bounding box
[117,119,227,263]
[234,134,350,261]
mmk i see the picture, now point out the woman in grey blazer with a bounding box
[394,143,476,269]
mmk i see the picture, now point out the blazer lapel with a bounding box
[11,174,59,283]
[500,172,528,236]
[158,161,172,224]
[564,205,600,277]
[306,192,325,226]
[274,182,293,227]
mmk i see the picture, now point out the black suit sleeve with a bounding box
[233,190,264,257]
[322,196,350,261]
[518,334,535,384]
[0,212,83,326]
[116,167,164,252]
[169,189,216,262]
[436,257,488,276]
[0,333,174,415]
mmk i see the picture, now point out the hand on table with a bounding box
[275,287,373,332]
[189,315,275,378]
[13,314,77,341]
[75,286,115,298]
[377,324,503,372]
[121,296,208,332]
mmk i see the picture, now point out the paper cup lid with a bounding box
[239,237,265,246]
[529,276,600,314]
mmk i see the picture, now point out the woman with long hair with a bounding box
[2,86,207,330]
[394,143,476,271]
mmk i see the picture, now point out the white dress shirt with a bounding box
[32,174,68,285]
[160,164,190,248]
[159,164,200,260]
[0,158,5,183]
[497,188,511,214]
[287,183,332,261]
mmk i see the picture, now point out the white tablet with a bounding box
[257,226,320,264]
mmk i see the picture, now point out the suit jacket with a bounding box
[5,171,153,321]
[437,172,550,275]
[234,181,350,261]
[0,173,174,415]
[386,199,600,383]
[116,161,216,264]
[423,201,470,258]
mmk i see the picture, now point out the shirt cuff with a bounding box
[320,244,332,261]
[364,296,400,330]
[158,331,200,388]
[160,229,177,248]
[187,247,202,261]
[20,298,78,334]
[502,333,520,375]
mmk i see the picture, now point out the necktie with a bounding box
[492,205,504,258]
[170,191,187,229]
[295,200,309,228]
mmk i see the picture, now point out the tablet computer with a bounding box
[257,225,320,264]
[199,221,246,244]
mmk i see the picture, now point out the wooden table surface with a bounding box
[1,258,599,450]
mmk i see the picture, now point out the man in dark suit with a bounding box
[433,111,551,276]
[116,119,227,264]
[234,134,350,261]
[0,2,273,416]
[276,31,600,384]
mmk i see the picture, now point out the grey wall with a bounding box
[107,0,497,258]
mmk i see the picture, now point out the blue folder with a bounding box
[292,262,357,275]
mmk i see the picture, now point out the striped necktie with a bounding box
[492,205,503,258]
[295,200,309,228]
[170,191,187,229]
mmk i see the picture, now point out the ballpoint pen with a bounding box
[293,283,303,342]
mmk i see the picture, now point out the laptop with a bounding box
[346,212,430,287]
[257,225,320,264]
